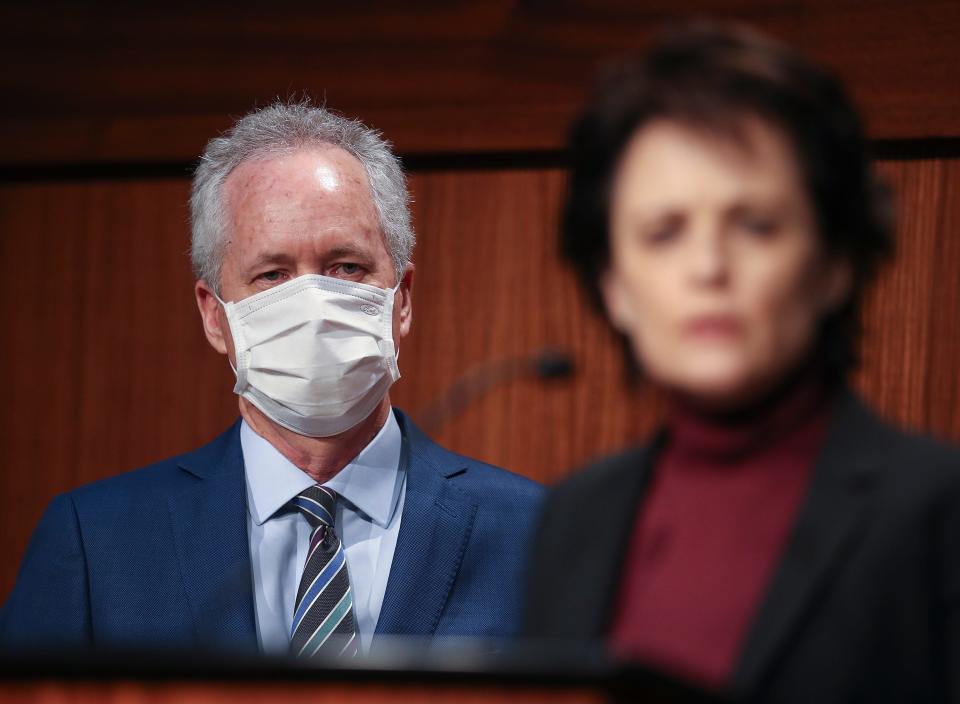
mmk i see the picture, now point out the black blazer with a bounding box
[524,390,960,703]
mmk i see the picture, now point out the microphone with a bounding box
[416,347,575,435]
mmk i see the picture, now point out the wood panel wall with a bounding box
[1,1,958,602]
[2,0,959,164]
[2,156,959,600]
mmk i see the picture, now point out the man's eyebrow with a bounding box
[242,246,378,272]
[325,245,377,265]
[244,252,295,271]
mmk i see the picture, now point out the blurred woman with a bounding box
[524,24,960,703]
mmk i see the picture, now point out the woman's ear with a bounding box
[820,256,855,314]
[600,269,631,334]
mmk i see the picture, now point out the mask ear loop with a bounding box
[212,290,241,377]
[389,278,406,363]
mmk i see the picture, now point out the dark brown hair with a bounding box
[561,22,894,376]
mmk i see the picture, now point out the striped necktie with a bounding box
[289,485,359,658]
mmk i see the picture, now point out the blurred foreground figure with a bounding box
[524,24,960,703]
[2,101,541,656]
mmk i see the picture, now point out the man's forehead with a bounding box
[218,148,389,270]
[221,146,379,229]
[225,144,370,198]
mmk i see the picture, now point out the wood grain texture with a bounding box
[853,159,960,437]
[2,0,960,164]
[392,168,663,480]
[0,157,958,603]
[0,179,238,597]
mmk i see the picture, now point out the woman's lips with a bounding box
[683,314,743,339]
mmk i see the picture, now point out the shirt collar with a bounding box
[242,410,404,529]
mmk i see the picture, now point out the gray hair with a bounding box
[190,100,415,292]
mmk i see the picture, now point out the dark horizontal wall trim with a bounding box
[1,138,958,184]
[406,139,960,167]
[400,150,569,172]
[0,161,199,184]
[0,151,569,184]
[872,137,960,160]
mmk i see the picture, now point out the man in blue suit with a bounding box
[1,101,542,656]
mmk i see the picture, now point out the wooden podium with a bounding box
[0,644,726,703]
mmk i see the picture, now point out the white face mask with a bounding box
[215,274,401,438]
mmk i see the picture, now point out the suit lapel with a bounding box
[168,422,259,653]
[576,443,660,638]
[733,390,879,695]
[374,413,478,639]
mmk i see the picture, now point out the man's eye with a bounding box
[259,271,283,282]
[337,263,361,275]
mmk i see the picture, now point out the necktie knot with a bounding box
[291,485,337,530]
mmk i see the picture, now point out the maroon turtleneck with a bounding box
[609,372,833,689]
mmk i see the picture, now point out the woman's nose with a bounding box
[687,229,730,287]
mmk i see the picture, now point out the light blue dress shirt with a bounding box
[241,411,406,654]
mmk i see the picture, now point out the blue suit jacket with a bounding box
[1,409,543,653]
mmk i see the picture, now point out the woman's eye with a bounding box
[645,224,681,246]
[738,215,779,238]
[639,214,684,247]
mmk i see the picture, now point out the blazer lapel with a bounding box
[167,422,259,653]
[576,443,661,638]
[374,414,478,639]
[733,390,880,696]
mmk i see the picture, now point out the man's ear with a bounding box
[395,265,414,339]
[599,269,631,334]
[195,279,230,356]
